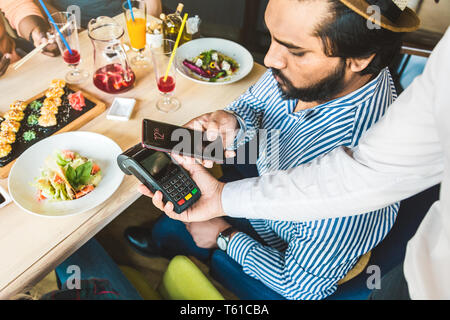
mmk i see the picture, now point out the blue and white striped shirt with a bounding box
[224,68,399,300]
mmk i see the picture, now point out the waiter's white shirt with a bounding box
[222,28,450,299]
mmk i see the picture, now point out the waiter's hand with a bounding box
[138,153,226,222]
[184,110,240,168]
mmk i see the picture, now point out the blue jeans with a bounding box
[151,215,285,300]
[55,238,142,300]
[150,158,285,300]
[368,263,410,300]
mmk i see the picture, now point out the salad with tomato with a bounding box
[34,150,102,201]
[183,50,239,82]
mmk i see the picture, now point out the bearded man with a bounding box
[127,0,420,300]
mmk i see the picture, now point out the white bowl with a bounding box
[8,131,124,217]
[175,37,254,85]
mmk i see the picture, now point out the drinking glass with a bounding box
[123,0,150,68]
[49,11,89,84]
[150,39,180,113]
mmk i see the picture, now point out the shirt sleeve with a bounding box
[224,70,274,149]
[221,30,450,222]
[0,0,45,38]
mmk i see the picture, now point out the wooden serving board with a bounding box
[0,85,106,179]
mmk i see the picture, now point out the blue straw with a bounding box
[127,0,134,22]
[127,0,136,21]
[38,0,73,55]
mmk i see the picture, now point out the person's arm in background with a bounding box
[0,11,22,66]
[221,29,450,222]
[145,0,162,17]
[1,0,59,57]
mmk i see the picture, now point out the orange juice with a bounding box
[127,18,146,50]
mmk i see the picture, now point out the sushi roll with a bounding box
[49,79,66,89]
[43,97,62,109]
[0,143,11,158]
[45,87,65,99]
[40,105,59,116]
[1,119,21,133]
[0,131,16,144]
[9,100,27,111]
[38,114,57,127]
[4,109,25,122]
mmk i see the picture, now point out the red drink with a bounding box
[93,63,136,94]
[63,49,81,65]
[158,76,176,93]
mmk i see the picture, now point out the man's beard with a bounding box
[272,59,347,103]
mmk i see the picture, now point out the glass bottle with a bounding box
[162,3,184,45]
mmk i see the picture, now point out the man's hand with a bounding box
[184,110,240,167]
[185,218,231,249]
[138,153,226,222]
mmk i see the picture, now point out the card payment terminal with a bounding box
[117,143,201,214]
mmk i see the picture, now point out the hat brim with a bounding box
[340,0,421,32]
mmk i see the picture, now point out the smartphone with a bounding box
[142,119,225,163]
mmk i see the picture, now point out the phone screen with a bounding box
[142,119,225,162]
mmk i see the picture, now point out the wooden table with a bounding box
[0,15,265,299]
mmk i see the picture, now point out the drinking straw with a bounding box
[163,13,188,82]
[127,0,135,22]
[38,0,73,55]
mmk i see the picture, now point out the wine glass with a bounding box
[150,39,180,113]
[49,11,89,84]
[123,0,150,68]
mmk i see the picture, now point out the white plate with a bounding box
[8,132,124,217]
[175,37,254,85]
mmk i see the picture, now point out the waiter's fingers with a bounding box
[137,184,154,198]
[151,191,166,211]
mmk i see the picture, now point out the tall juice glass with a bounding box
[49,12,89,84]
[123,0,149,68]
[150,39,180,113]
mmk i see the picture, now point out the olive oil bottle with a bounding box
[163,3,184,44]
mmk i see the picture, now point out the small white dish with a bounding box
[8,131,124,217]
[107,98,136,121]
[0,185,12,209]
[174,37,254,85]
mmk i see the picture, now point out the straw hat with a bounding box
[339,0,420,32]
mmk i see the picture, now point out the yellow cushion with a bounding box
[158,255,224,300]
[337,251,372,285]
[119,265,162,300]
